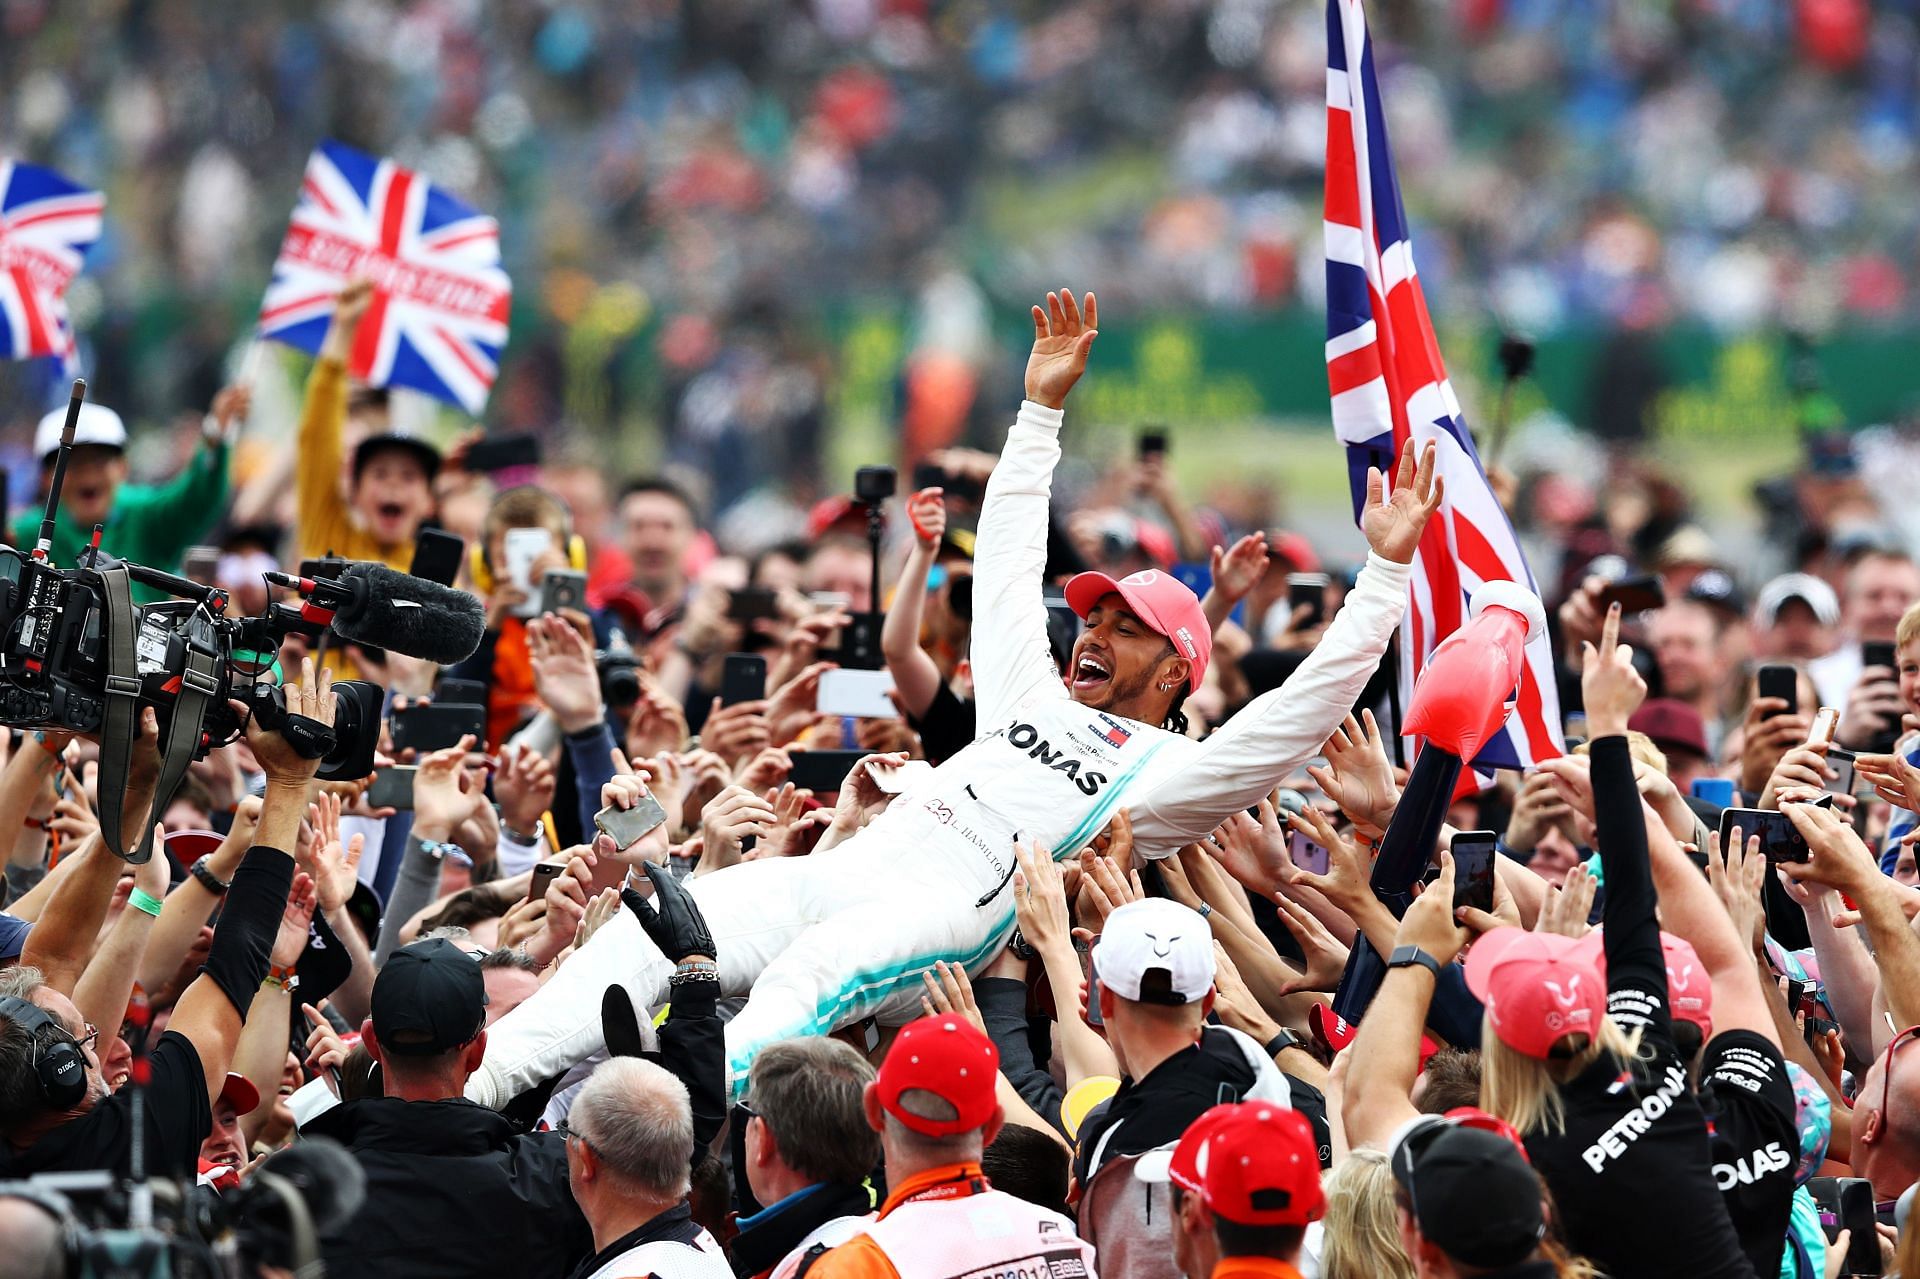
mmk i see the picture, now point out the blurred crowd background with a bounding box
[5,0,1920,557]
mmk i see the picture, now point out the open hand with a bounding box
[1307,710,1400,840]
[1208,532,1271,604]
[1360,436,1443,565]
[1024,289,1099,410]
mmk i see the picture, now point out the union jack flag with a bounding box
[0,160,103,371]
[1323,0,1562,771]
[258,141,511,415]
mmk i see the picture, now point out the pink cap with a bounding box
[1464,928,1607,1060]
[875,1015,1000,1138]
[1064,568,1212,691]
[1574,929,1713,1034]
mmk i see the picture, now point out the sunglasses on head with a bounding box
[1859,1024,1920,1148]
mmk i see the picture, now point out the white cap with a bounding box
[1754,572,1840,629]
[1093,897,1215,1006]
[34,402,127,461]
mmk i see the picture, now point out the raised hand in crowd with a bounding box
[1306,709,1400,841]
[302,792,366,915]
[1740,695,1813,796]
[527,613,605,734]
[496,742,557,845]
[694,785,777,878]
[411,735,485,844]
[596,767,671,867]
[700,697,773,770]
[823,751,905,846]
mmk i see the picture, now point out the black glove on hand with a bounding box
[621,863,715,964]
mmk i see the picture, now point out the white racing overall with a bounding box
[467,401,1411,1106]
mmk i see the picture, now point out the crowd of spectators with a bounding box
[0,282,1915,1279]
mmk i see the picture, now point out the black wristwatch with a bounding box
[190,854,231,895]
[1264,1028,1307,1059]
[1387,945,1442,977]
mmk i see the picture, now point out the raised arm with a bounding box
[971,289,1097,728]
[1126,440,1438,853]
[880,487,949,719]
[295,283,368,559]
[1784,801,1920,1033]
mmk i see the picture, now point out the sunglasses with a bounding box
[1860,1024,1920,1147]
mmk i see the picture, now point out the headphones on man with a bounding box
[0,997,87,1110]
[467,487,588,594]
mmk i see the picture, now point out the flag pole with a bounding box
[1483,332,1534,467]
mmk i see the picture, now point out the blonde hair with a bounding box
[1319,1150,1414,1279]
[1571,731,1668,777]
[1896,601,1920,653]
[1478,1012,1643,1137]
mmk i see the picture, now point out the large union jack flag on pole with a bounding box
[0,160,103,371]
[1323,0,1562,770]
[258,141,511,415]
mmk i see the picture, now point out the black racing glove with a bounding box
[621,862,715,964]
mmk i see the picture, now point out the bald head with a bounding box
[1857,1039,1920,1197]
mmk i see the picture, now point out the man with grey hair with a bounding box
[563,1056,730,1278]
[731,1037,880,1279]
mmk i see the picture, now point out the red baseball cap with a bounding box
[1311,1003,1442,1067]
[1268,530,1321,574]
[1064,568,1212,690]
[1464,928,1606,1060]
[875,1014,1000,1138]
[1194,1102,1327,1227]
[1574,929,1714,1034]
[217,1072,261,1115]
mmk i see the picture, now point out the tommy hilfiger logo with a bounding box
[1095,715,1132,748]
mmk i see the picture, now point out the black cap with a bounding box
[1391,1123,1544,1269]
[1684,567,1746,617]
[370,938,487,1055]
[352,432,442,483]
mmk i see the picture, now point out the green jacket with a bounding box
[10,442,230,601]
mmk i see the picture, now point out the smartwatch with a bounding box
[1387,945,1443,978]
[1264,1028,1308,1059]
[190,854,231,896]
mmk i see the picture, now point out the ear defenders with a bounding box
[469,487,588,594]
[0,996,87,1110]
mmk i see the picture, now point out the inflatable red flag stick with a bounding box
[1401,581,1548,761]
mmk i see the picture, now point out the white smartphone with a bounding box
[503,527,555,617]
[817,668,897,719]
[869,759,934,794]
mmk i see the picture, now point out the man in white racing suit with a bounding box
[466,288,1442,1108]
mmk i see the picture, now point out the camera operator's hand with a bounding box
[622,860,715,966]
[1024,288,1098,410]
[528,613,606,734]
[1360,436,1444,565]
[411,735,483,843]
[496,743,557,841]
[242,657,336,792]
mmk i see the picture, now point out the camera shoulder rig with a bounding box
[91,560,222,865]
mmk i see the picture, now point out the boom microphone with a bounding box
[331,563,486,664]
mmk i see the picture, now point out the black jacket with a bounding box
[306,1096,593,1279]
[729,1182,873,1279]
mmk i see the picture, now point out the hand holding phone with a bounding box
[527,861,564,903]
[1449,831,1498,913]
[594,794,669,850]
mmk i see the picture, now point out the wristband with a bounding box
[502,825,543,848]
[191,854,232,895]
[907,505,936,546]
[1387,945,1443,977]
[129,887,165,917]
[414,837,472,868]
[263,965,299,993]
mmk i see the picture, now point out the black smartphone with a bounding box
[788,749,864,792]
[1757,664,1799,717]
[409,528,465,587]
[526,862,564,903]
[726,587,781,623]
[1599,573,1666,614]
[390,703,486,754]
[463,434,542,474]
[1808,1177,1882,1276]
[182,545,220,587]
[365,766,417,811]
[1863,640,1898,676]
[1288,573,1330,629]
[911,461,945,493]
[1826,746,1857,798]
[1802,1014,1838,1048]
[435,678,487,707]
[1138,428,1169,460]
[1719,805,1816,864]
[1450,831,1498,913]
[540,568,589,617]
[720,653,767,707]
[594,795,669,847]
